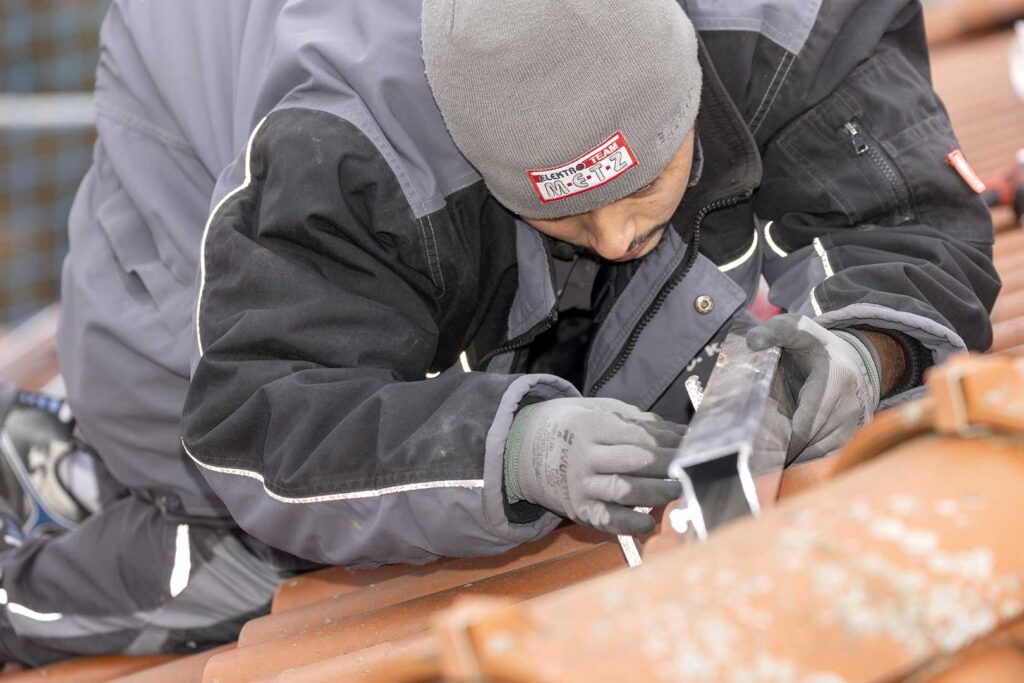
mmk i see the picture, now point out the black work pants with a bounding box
[0,494,284,666]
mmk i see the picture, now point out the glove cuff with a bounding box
[503,402,543,504]
[882,330,933,396]
[833,330,881,408]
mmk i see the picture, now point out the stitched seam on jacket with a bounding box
[415,217,442,292]
[751,51,796,136]
[95,100,195,155]
[422,214,445,293]
[748,52,793,135]
[182,440,483,503]
[337,107,427,214]
[195,116,268,355]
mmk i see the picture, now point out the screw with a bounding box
[694,295,714,314]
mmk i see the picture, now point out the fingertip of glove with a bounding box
[748,314,817,351]
[662,479,684,500]
[600,507,657,536]
[746,329,772,351]
[620,516,656,536]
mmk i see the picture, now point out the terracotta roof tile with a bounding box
[272,558,457,614]
[369,357,1024,680]
[931,28,1024,179]
[0,304,58,390]
[203,541,628,682]
[241,524,607,647]
[0,656,174,682]
[108,644,234,683]
[925,0,1024,46]
[245,637,432,682]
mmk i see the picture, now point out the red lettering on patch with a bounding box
[526,132,639,204]
[946,149,986,194]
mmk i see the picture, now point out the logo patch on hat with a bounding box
[526,132,638,204]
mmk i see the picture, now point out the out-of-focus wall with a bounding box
[0,0,109,325]
[923,0,1024,45]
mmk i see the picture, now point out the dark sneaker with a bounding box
[0,384,88,533]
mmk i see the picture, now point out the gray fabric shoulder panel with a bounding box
[116,0,480,221]
[263,0,480,218]
[680,0,823,55]
[585,227,692,387]
[507,221,557,340]
[589,251,747,409]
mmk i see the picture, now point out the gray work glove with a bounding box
[747,314,881,461]
[504,398,685,535]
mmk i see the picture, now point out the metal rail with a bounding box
[667,332,794,540]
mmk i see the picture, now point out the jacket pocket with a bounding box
[761,46,989,243]
[884,112,993,246]
[95,180,195,337]
[838,118,913,225]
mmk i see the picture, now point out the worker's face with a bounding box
[522,131,696,262]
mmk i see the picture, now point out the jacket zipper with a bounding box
[476,310,558,370]
[586,191,752,397]
[842,120,912,220]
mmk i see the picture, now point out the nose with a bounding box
[587,212,637,260]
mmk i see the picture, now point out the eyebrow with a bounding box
[545,176,664,221]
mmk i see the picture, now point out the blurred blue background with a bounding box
[0,0,109,326]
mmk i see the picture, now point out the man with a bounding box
[0,0,999,665]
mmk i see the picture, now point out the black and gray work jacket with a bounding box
[92,0,1000,565]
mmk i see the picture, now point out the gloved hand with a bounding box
[747,314,881,461]
[504,398,685,535]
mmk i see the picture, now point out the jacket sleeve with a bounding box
[181,108,570,566]
[753,1,1000,371]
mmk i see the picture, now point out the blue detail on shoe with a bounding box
[0,432,76,534]
[0,385,79,534]
[16,391,66,418]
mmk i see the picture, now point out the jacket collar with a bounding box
[672,39,763,241]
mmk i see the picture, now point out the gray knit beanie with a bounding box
[422,0,702,219]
